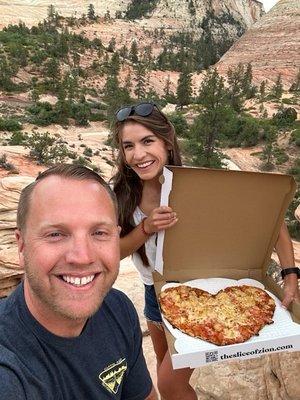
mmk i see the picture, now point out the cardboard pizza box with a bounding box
[153,166,300,369]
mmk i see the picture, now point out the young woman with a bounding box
[112,101,299,399]
[112,102,197,400]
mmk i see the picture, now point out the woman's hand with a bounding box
[143,206,178,235]
[282,274,300,308]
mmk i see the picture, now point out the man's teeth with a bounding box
[62,275,95,286]
[137,161,153,168]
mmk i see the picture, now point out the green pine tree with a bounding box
[87,4,96,21]
[289,69,300,92]
[176,68,192,109]
[242,63,255,99]
[189,69,228,168]
[259,80,266,102]
[129,40,138,64]
[134,62,146,99]
[107,37,116,53]
[272,74,283,99]
[227,63,244,112]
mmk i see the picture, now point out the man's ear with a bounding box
[15,229,25,269]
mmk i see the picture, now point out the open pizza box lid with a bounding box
[153,166,300,368]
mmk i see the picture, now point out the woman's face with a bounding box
[120,122,169,181]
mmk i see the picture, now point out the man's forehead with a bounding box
[32,176,107,199]
[29,176,116,218]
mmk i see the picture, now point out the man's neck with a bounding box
[24,281,86,338]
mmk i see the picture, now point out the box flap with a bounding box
[155,166,296,282]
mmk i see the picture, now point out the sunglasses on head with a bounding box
[115,102,158,122]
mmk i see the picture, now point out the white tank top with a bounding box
[132,207,157,285]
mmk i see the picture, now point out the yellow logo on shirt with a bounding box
[99,358,127,394]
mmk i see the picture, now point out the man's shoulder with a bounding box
[104,288,133,309]
[0,287,19,322]
[101,288,138,323]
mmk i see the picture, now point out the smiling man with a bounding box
[0,164,156,400]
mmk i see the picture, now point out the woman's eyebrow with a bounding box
[122,135,156,144]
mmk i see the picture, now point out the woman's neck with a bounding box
[140,178,161,214]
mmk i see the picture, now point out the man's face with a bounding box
[16,176,120,331]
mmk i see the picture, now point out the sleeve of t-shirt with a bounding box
[0,366,26,400]
[121,300,153,400]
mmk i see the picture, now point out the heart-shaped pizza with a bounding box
[159,285,275,346]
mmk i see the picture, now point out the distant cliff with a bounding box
[0,0,263,31]
[216,0,300,87]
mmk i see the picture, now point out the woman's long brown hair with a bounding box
[112,106,182,266]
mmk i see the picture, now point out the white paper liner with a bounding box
[160,278,300,354]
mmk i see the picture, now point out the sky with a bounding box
[261,0,279,12]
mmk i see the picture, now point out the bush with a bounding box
[89,112,106,122]
[290,128,300,146]
[288,158,300,181]
[27,102,58,126]
[0,154,17,171]
[220,112,261,147]
[71,102,90,126]
[72,156,88,167]
[8,130,26,145]
[83,147,93,157]
[0,117,22,132]
[26,131,71,165]
[273,148,289,165]
[167,112,189,137]
[272,107,297,126]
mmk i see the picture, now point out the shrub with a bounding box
[273,148,289,165]
[290,128,300,146]
[220,112,261,147]
[89,112,106,122]
[83,147,93,157]
[7,130,26,145]
[0,154,17,171]
[288,158,300,181]
[0,117,22,132]
[272,107,297,126]
[25,131,71,165]
[27,102,58,126]
[167,112,189,137]
[72,156,88,167]
[71,102,90,126]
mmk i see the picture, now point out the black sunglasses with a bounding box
[115,102,158,122]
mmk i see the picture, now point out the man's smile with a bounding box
[61,274,96,287]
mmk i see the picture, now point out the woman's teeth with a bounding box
[137,161,154,168]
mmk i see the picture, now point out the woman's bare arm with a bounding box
[120,206,178,259]
[275,222,300,307]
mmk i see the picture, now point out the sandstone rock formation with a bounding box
[216,0,300,88]
[0,0,263,29]
[0,175,34,297]
[191,351,300,399]
[151,0,264,29]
